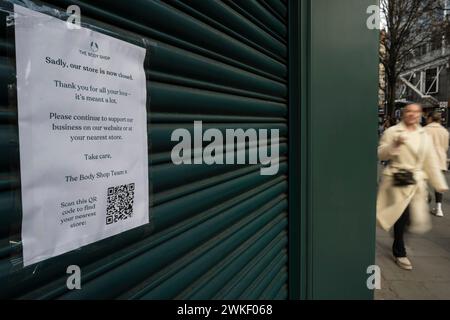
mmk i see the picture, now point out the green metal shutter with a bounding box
[0,0,289,299]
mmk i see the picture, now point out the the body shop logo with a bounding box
[79,42,110,60]
[90,41,99,52]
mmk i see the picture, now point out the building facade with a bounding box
[396,0,450,125]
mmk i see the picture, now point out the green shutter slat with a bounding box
[0,174,17,192]
[150,138,287,165]
[262,0,287,21]
[0,58,13,104]
[150,123,287,154]
[0,125,17,171]
[152,149,287,192]
[258,0,286,24]
[0,191,17,236]
[0,53,287,107]
[56,186,287,299]
[234,0,287,38]
[11,178,285,299]
[154,169,287,230]
[47,0,287,80]
[260,267,287,300]
[213,233,287,299]
[0,156,289,217]
[260,266,288,299]
[240,250,287,299]
[151,72,286,103]
[177,228,288,300]
[166,0,287,61]
[0,174,286,297]
[151,113,286,124]
[0,40,12,54]
[0,122,287,166]
[223,0,286,42]
[0,163,287,241]
[153,155,288,204]
[274,285,288,300]
[130,206,287,299]
[0,109,16,124]
[148,43,287,98]
[149,82,286,118]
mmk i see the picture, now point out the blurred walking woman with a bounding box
[425,112,449,217]
[377,103,448,270]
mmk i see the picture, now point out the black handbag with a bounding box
[393,169,416,187]
[392,133,424,187]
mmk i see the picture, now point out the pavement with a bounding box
[375,172,450,300]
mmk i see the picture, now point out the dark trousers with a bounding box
[434,170,446,203]
[393,206,410,258]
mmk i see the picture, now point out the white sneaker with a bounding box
[432,207,444,217]
[395,257,413,270]
[435,203,444,217]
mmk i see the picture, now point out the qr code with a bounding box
[106,183,135,225]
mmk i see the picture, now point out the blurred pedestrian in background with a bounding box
[425,111,449,217]
[377,103,448,270]
[383,116,396,131]
[378,116,385,137]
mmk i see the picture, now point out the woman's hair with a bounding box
[430,111,442,123]
[404,103,423,112]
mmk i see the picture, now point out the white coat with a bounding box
[377,122,448,234]
[424,122,449,171]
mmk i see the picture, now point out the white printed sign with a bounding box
[14,5,149,266]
